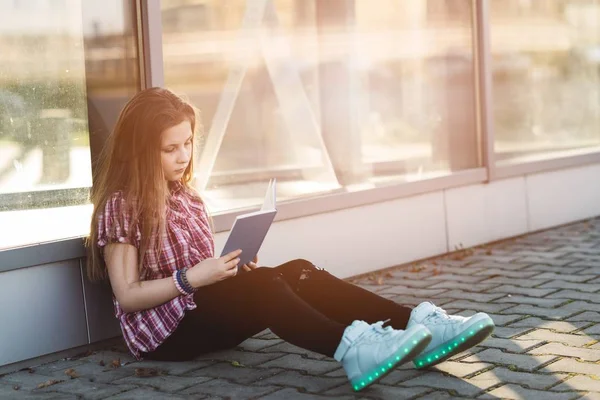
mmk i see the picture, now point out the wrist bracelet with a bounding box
[181,268,196,293]
[172,270,187,296]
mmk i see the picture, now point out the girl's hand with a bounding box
[242,255,259,272]
[187,249,242,287]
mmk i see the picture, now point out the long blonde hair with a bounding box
[86,87,202,281]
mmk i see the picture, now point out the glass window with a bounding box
[161,0,478,213]
[490,0,600,165]
[0,0,139,250]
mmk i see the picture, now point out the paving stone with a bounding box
[237,337,285,352]
[76,351,136,366]
[528,343,600,362]
[531,272,595,283]
[187,362,283,385]
[584,324,600,336]
[482,383,580,399]
[566,311,600,322]
[440,300,515,314]
[324,383,432,399]
[114,374,209,393]
[508,317,588,333]
[469,367,568,390]
[467,261,532,271]
[500,304,576,320]
[180,378,280,399]
[561,301,600,315]
[377,368,425,385]
[460,349,557,372]
[103,387,194,400]
[524,264,587,274]
[491,327,533,339]
[476,337,544,353]
[193,349,284,367]
[380,278,441,288]
[254,370,347,393]
[513,250,573,259]
[539,280,600,293]
[27,360,86,377]
[0,382,62,399]
[460,312,524,327]
[518,329,594,347]
[427,281,499,292]
[579,392,600,400]
[0,371,68,391]
[542,358,600,376]
[487,285,558,298]
[474,269,540,279]
[260,354,339,375]
[431,361,492,378]
[478,277,552,288]
[260,341,328,360]
[378,285,448,298]
[412,389,473,399]
[258,387,356,400]
[548,290,600,304]
[425,274,489,283]
[34,361,135,384]
[436,290,504,303]
[401,373,493,397]
[552,375,600,393]
[37,379,136,399]
[493,295,566,308]
[123,359,213,376]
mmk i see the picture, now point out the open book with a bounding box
[220,179,277,270]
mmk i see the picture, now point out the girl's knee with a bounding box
[276,259,317,275]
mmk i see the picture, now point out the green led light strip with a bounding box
[414,320,493,369]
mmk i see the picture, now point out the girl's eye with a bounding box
[163,148,175,153]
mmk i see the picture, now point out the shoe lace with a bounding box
[362,319,394,340]
[424,306,450,325]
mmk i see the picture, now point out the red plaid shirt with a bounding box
[97,182,214,359]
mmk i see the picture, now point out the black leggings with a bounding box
[143,259,412,361]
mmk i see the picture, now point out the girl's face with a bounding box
[160,119,193,182]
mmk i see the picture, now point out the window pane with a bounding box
[0,0,139,250]
[491,0,600,165]
[353,0,478,180]
[162,1,478,213]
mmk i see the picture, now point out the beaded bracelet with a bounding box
[180,269,196,294]
[172,270,186,295]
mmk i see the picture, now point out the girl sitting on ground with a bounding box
[86,87,494,392]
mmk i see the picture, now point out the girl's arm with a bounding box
[104,243,181,313]
[104,243,242,313]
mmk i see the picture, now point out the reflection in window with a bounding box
[161,0,478,213]
[0,0,139,250]
[491,0,600,165]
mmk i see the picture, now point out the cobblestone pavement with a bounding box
[2,218,600,399]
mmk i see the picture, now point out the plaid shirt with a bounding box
[97,182,214,359]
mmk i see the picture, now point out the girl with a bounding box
[86,87,494,392]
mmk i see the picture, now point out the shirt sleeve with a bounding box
[97,191,141,249]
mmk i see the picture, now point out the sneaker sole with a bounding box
[351,325,432,392]
[413,314,495,369]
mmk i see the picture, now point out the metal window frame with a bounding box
[2,0,600,272]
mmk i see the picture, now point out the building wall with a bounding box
[2,162,599,368]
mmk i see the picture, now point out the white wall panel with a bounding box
[527,164,600,231]
[0,260,88,366]
[445,177,529,249]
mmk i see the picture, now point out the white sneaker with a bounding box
[334,320,431,392]
[407,302,495,369]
